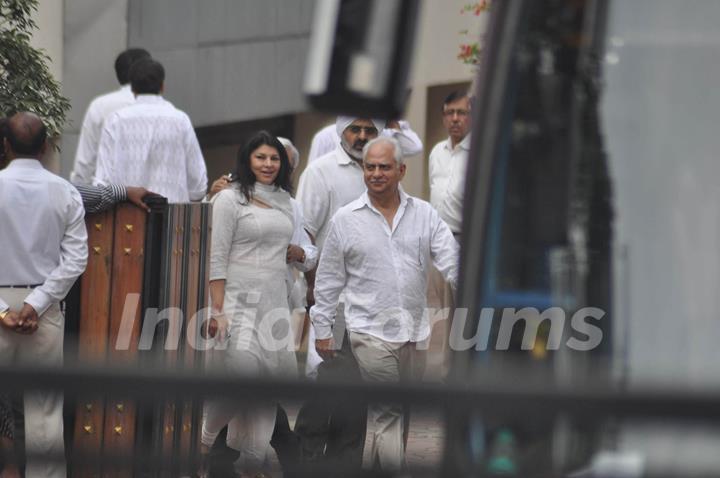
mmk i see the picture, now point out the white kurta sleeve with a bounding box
[209,190,237,281]
[184,120,209,201]
[310,221,347,340]
[94,119,118,185]
[71,104,101,185]
[383,120,423,157]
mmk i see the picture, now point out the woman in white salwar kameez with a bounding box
[201,131,298,477]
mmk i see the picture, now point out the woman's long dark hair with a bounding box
[233,130,293,201]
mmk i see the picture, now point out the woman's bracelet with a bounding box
[210,310,225,318]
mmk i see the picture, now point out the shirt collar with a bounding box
[5,159,44,170]
[135,94,165,104]
[120,84,132,93]
[444,133,472,152]
[353,186,412,212]
[334,145,361,167]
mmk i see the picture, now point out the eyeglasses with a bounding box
[443,109,470,117]
[347,125,379,135]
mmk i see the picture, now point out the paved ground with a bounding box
[405,407,445,470]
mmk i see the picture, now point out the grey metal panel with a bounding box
[61,0,129,178]
[154,48,199,117]
[130,0,198,50]
[127,0,314,127]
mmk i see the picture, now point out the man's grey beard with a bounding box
[341,137,364,161]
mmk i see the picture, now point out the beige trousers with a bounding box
[426,265,455,380]
[0,288,65,478]
[348,331,426,471]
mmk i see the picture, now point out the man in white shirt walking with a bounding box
[311,137,458,470]
[0,112,88,478]
[293,116,382,466]
[70,48,151,184]
[95,58,208,203]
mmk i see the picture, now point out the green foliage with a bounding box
[0,0,70,137]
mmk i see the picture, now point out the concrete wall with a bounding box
[32,0,65,173]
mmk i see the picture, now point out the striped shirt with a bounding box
[74,183,127,214]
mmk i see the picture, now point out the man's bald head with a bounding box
[5,112,47,158]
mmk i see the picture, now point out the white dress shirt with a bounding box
[71,85,135,185]
[296,146,366,250]
[311,189,459,343]
[307,121,424,164]
[428,134,471,233]
[0,160,88,315]
[95,94,208,203]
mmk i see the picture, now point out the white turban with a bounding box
[335,116,385,137]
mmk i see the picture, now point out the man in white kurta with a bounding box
[0,113,88,478]
[70,48,151,184]
[311,137,458,470]
[95,58,208,203]
[307,120,423,164]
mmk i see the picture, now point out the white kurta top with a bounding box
[428,134,471,233]
[209,185,298,376]
[71,85,135,185]
[311,189,459,343]
[95,94,208,203]
[0,160,88,315]
[296,146,366,250]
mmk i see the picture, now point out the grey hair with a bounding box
[277,136,300,170]
[362,136,404,165]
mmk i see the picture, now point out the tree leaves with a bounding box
[0,0,70,138]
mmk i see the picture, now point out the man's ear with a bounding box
[399,163,407,180]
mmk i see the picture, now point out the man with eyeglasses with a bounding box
[294,116,383,468]
[429,91,473,233]
[426,91,472,378]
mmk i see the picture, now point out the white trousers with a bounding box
[201,347,277,472]
[348,331,426,471]
[0,288,65,478]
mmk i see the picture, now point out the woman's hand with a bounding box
[286,244,306,264]
[208,175,231,199]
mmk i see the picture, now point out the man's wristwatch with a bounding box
[0,309,9,321]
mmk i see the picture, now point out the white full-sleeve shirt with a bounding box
[310,189,459,343]
[71,85,136,185]
[296,147,366,250]
[95,94,208,203]
[0,160,88,315]
[307,121,424,164]
[428,134,471,233]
